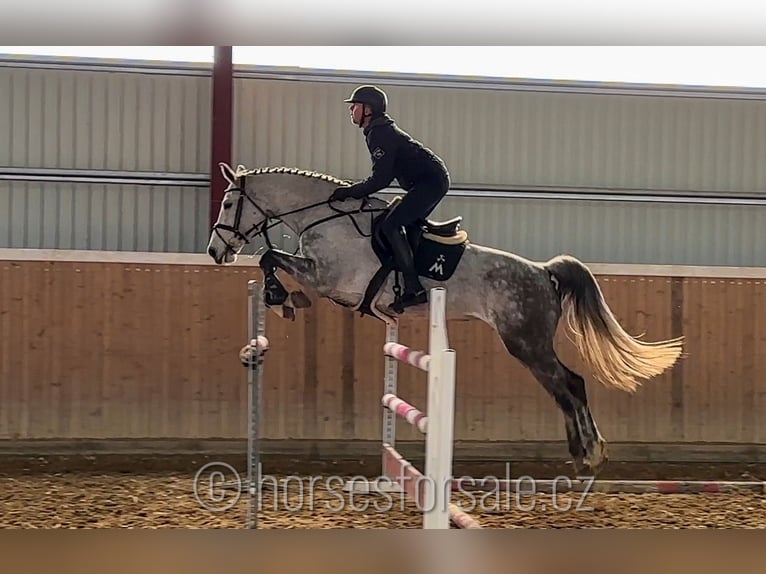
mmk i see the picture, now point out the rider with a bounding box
[330,84,451,312]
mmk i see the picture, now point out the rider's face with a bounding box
[349,102,365,125]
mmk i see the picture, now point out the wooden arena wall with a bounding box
[0,251,765,462]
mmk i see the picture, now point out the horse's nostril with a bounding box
[207,246,216,257]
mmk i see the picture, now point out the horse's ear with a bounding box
[219,162,236,185]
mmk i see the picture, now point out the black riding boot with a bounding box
[386,226,427,312]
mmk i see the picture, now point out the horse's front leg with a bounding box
[259,248,317,314]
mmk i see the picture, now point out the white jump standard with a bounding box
[352,286,481,529]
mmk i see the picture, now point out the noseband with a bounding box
[210,182,271,256]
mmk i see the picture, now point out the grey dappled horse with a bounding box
[207,163,684,475]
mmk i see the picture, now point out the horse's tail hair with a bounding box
[545,254,684,393]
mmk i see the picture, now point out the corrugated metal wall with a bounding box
[233,75,766,195]
[231,73,766,266]
[0,66,209,172]
[0,181,209,252]
[427,195,766,266]
[1,57,766,265]
[0,63,212,253]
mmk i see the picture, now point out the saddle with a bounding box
[357,196,469,318]
[420,215,464,239]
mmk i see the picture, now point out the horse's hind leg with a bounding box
[534,355,607,474]
[499,333,607,474]
[559,362,608,472]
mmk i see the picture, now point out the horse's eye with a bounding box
[223,202,233,210]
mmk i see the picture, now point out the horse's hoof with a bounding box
[582,440,609,476]
[264,274,288,307]
[566,457,587,476]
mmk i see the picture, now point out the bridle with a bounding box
[210,175,386,258]
[210,179,272,257]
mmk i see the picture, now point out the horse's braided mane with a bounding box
[233,165,352,187]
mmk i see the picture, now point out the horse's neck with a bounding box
[277,203,332,236]
[262,182,339,236]
[273,195,375,240]
[254,175,382,238]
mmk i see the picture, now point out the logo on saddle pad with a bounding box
[429,255,446,276]
[414,234,466,281]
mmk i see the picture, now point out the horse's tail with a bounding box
[545,254,684,393]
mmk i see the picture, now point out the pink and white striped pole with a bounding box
[382,393,428,433]
[383,342,431,371]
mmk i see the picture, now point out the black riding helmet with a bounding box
[344,85,387,126]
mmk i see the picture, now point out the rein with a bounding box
[211,176,387,256]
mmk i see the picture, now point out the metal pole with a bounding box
[247,279,267,529]
[382,320,398,454]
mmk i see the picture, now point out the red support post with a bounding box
[209,46,234,230]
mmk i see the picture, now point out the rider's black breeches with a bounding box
[379,176,449,237]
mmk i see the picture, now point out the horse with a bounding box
[206,162,684,475]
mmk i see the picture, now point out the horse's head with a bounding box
[207,162,358,265]
[207,162,265,264]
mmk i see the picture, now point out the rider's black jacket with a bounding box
[343,114,449,199]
